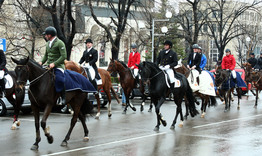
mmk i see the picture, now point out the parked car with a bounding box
[209,68,252,95]
[0,84,31,116]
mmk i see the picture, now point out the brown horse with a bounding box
[175,64,217,118]
[2,71,26,130]
[64,60,120,118]
[12,57,94,150]
[243,62,262,107]
[107,59,141,113]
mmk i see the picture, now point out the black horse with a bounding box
[137,62,198,131]
[11,57,93,150]
[215,69,242,112]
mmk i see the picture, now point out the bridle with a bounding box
[215,70,229,88]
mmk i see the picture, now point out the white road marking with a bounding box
[0,117,34,122]
[41,132,167,156]
[193,114,262,129]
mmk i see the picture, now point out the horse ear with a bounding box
[64,60,68,64]
[11,57,19,64]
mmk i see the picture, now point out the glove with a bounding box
[226,69,230,71]
[131,66,135,69]
[164,65,170,70]
[159,66,165,70]
[187,65,190,69]
[192,65,196,69]
[86,63,90,68]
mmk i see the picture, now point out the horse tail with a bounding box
[185,82,199,117]
[81,97,94,115]
[111,86,120,104]
[209,96,217,107]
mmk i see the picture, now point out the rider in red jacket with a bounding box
[221,49,237,87]
[127,43,141,87]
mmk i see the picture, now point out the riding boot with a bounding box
[233,78,238,88]
[0,79,5,98]
[170,83,175,92]
[60,87,66,105]
[136,76,140,88]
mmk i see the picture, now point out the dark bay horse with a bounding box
[3,71,26,130]
[175,64,217,118]
[243,63,262,108]
[215,69,242,111]
[107,59,148,113]
[12,57,93,150]
[64,60,120,118]
[137,62,198,131]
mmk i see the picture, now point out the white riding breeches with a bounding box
[83,64,95,80]
[134,69,138,77]
[0,70,4,79]
[231,70,236,79]
[165,68,175,83]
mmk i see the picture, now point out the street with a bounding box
[1,94,262,156]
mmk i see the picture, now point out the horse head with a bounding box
[215,69,230,87]
[107,58,117,73]
[11,56,30,87]
[64,60,81,72]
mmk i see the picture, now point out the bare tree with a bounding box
[88,0,137,60]
[204,0,262,61]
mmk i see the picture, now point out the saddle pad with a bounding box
[5,74,13,89]
[96,78,102,85]
[164,73,181,88]
[198,71,216,96]
[187,69,199,92]
[64,70,97,93]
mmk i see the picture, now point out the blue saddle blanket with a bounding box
[222,72,247,90]
[64,70,96,92]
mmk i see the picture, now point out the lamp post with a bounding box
[151,11,172,62]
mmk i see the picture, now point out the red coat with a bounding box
[127,51,140,69]
[221,54,236,70]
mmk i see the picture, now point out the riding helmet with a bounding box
[43,26,57,36]
[85,38,93,44]
[131,43,137,49]
[250,53,254,55]
[192,44,200,49]
[225,49,231,53]
[199,46,202,51]
[164,40,173,48]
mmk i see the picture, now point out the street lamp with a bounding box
[151,11,172,62]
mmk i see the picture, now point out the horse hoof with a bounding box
[30,145,39,150]
[47,135,54,144]
[154,127,159,131]
[61,141,67,147]
[224,109,229,112]
[16,120,21,126]
[237,106,240,110]
[178,124,183,128]
[161,120,167,127]
[184,116,188,120]
[131,107,136,111]
[223,101,225,105]
[95,116,99,120]
[140,106,144,112]
[108,114,112,118]
[11,124,17,130]
[170,125,175,130]
[122,111,126,114]
[148,109,152,112]
[254,105,257,109]
[83,137,89,142]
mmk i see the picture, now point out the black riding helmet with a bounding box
[164,40,173,48]
[192,44,200,49]
[43,26,57,36]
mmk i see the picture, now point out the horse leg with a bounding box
[201,97,208,118]
[237,88,241,110]
[61,103,81,146]
[41,105,54,145]
[95,93,101,119]
[200,97,204,118]
[178,102,184,128]
[140,94,146,112]
[105,88,112,118]
[153,98,165,131]
[30,105,41,150]
[8,96,21,130]
[254,89,259,108]
[148,100,153,112]
[224,93,229,112]
[184,98,189,120]
[78,112,89,141]
[170,100,180,130]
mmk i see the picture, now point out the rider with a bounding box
[0,49,8,98]
[199,46,207,70]
[39,26,67,105]
[254,52,262,70]
[247,53,257,69]
[156,40,178,91]
[187,44,202,73]
[221,49,237,87]
[127,43,140,88]
[79,38,101,90]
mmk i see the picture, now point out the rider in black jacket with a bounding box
[247,53,257,68]
[254,53,262,70]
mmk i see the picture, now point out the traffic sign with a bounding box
[0,38,6,52]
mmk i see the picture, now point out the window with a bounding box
[210,40,219,62]
[203,24,208,32]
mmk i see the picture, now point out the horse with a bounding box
[175,64,217,118]
[3,71,26,130]
[137,62,198,131]
[107,59,148,113]
[243,63,262,107]
[64,60,120,118]
[242,63,257,99]
[11,57,94,150]
[214,69,242,112]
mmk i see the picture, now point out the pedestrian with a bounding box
[156,40,178,91]
[39,26,67,105]
[221,49,237,87]
[127,43,141,88]
[187,44,202,73]
[0,49,8,97]
[79,38,101,90]
[247,53,257,68]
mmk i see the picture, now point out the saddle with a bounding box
[163,70,181,88]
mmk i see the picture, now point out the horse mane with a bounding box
[116,60,128,68]
[143,61,161,71]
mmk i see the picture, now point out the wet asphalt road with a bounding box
[1,94,262,156]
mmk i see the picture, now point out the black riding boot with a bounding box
[136,76,140,88]
[170,83,175,92]
[233,78,238,88]
[0,79,5,98]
